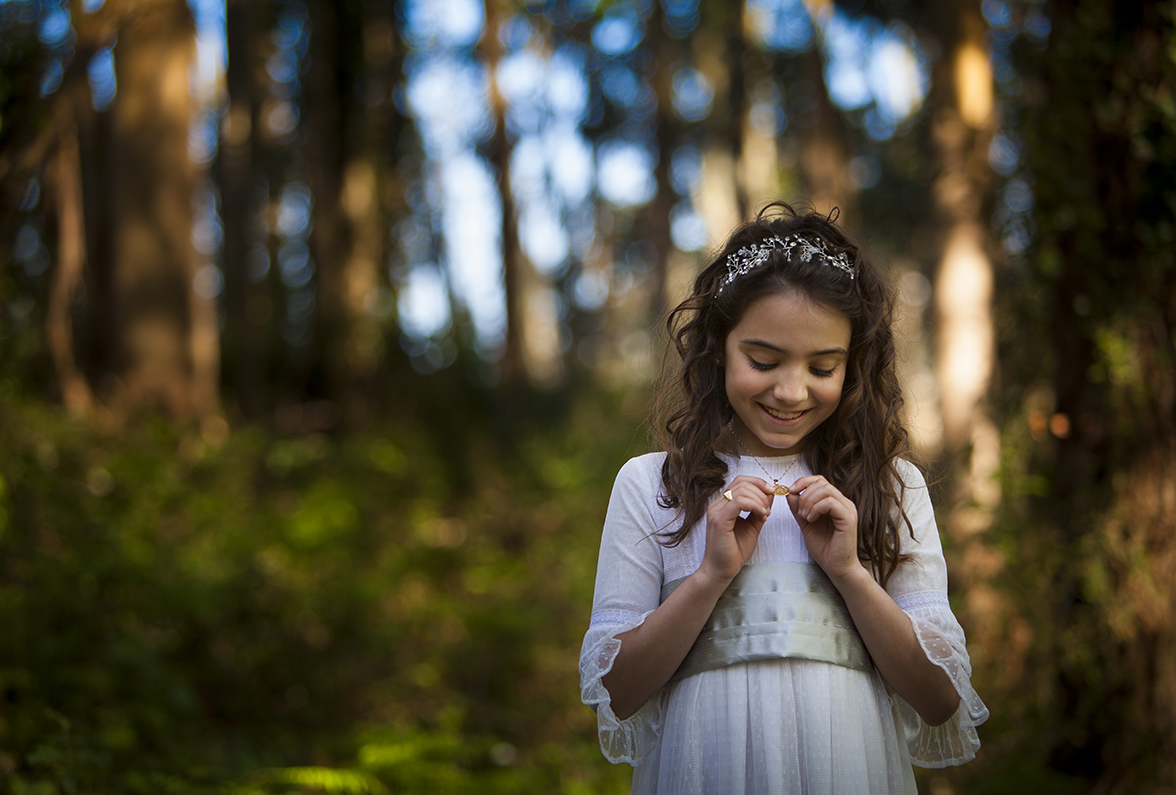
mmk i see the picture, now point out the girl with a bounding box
[580,204,988,793]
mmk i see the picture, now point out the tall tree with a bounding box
[103,0,216,418]
[218,0,270,419]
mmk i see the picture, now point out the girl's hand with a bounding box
[699,475,774,584]
[786,475,863,582]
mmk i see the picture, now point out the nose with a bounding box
[772,365,807,406]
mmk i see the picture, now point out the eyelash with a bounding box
[748,359,836,378]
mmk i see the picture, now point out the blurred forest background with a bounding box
[1,0,1174,792]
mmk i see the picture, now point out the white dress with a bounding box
[579,452,989,794]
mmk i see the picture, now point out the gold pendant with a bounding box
[772,483,790,496]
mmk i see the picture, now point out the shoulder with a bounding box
[612,452,668,495]
[892,458,931,504]
[892,457,928,488]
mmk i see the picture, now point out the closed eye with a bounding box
[748,358,776,371]
[811,366,836,377]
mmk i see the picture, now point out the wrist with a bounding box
[826,560,873,592]
[690,564,737,595]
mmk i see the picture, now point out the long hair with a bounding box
[650,202,914,586]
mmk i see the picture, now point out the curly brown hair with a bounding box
[650,202,914,586]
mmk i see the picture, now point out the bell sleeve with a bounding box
[886,460,990,768]
[579,455,669,766]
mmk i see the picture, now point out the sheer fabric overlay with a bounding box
[579,453,988,792]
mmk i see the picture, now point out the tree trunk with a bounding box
[219,0,269,420]
[107,0,213,418]
[797,1,857,225]
[47,94,95,416]
[479,1,527,391]
[921,1,1002,741]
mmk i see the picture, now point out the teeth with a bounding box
[764,405,803,421]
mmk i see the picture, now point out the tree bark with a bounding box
[47,95,95,415]
[106,0,213,418]
[219,0,269,420]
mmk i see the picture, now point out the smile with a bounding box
[761,404,807,421]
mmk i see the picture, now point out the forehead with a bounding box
[727,289,852,349]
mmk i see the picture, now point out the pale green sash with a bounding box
[660,562,871,682]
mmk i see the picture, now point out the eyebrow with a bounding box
[740,338,848,357]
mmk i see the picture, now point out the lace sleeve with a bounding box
[579,610,664,764]
[578,455,669,766]
[886,460,990,767]
[893,592,990,767]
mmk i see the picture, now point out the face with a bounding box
[723,289,852,457]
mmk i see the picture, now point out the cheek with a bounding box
[817,375,847,408]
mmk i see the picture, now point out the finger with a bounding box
[787,474,835,495]
[719,482,773,518]
[798,494,852,525]
[729,474,777,496]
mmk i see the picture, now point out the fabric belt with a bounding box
[660,562,871,682]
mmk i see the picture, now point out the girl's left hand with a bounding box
[786,475,862,582]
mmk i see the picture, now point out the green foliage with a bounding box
[0,393,642,793]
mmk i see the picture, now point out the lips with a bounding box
[761,404,807,421]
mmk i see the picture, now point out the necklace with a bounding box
[728,421,800,496]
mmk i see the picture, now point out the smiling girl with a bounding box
[580,203,988,793]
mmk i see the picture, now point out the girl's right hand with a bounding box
[699,476,774,584]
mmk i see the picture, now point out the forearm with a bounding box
[601,569,730,720]
[832,567,960,726]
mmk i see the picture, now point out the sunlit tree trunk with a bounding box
[924,0,1000,566]
[641,0,681,317]
[479,1,527,391]
[106,0,215,418]
[47,92,95,416]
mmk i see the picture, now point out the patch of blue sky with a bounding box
[439,152,506,352]
[599,63,650,109]
[398,265,452,340]
[670,201,710,252]
[511,129,594,208]
[189,0,225,96]
[87,47,116,111]
[277,182,313,239]
[868,30,927,122]
[400,0,484,50]
[499,14,532,51]
[820,11,877,110]
[272,3,309,55]
[670,144,702,196]
[278,238,313,289]
[662,0,699,38]
[520,203,570,275]
[819,11,928,138]
[547,125,594,206]
[498,44,590,131]
[672,66,713,123]
[747,0,814,53]
[36,2,70,46]
[545,46,590,123]
[406,54,493,156]
[591,10,643,56]
[596,139,656,208]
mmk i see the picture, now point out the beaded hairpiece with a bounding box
[715,233,855,295]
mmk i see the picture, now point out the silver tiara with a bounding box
[715,233,854,295]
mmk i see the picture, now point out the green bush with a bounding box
[0,395,640,793]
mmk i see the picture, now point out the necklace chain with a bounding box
[728,421,800,496]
